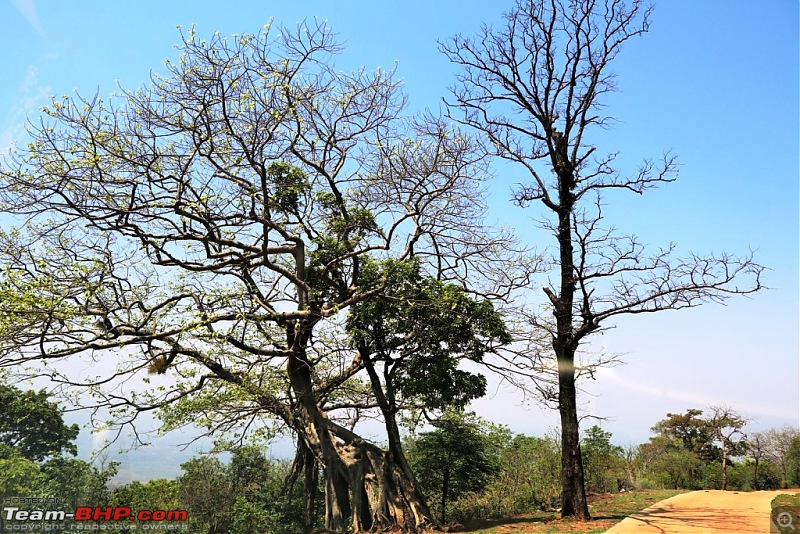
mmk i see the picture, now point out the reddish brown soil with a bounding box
[605,489,800,533]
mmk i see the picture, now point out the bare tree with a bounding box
[0,22,532,533]
[441,0,764,519]
[748,431,768,490]
[707,405,748,491]
[764,426,800,489]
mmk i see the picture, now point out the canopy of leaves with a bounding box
[651,409,721,463]
[347,258,511,411]
[406,411,500,524]
[0,384,79,462]
[581,425,624,493]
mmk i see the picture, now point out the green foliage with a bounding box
[0,383,79,461]
[175,447,306,534]
[227,446,306,533]
[112,478,181,512]
[644,408,751,490]
[629,409,782,491]
[179,456,232,534]
[407,411,501,525]
[305,235,350,300]
[266,161,310,215]
[639,434,702,490]
[643,409,726,489]
[749,458,783,490]
[348,258,510,411]
[305,198,379,301]
[0,452,44,501]
[454,433,561,523]
[111,478,184,529]
[787,435,800,487]
[41,457,118,509]
[651,409,719,463]
[229,497,281,534]
[581,426,625,494]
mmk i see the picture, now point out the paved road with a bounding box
[605,489,800,533]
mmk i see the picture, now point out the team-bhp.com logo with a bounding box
[3,506,188,531]
[75,508,187,522]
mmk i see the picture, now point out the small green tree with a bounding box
[651,409,718,462]
[226,446,306,534]
[492,434,561,514]
[638,435,702,489]
[41,457,117,509]
[111,478,181,529]
[786,436,800,488]
[706,405,748,491]
[179,457,232,534]
[648,409,721,488]
[407,411,499,525]
[0,450,45,530]
[581,426,624,494]
[112,478,181,511]
[0,384,79,461]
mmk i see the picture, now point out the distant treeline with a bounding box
[1,381,798,531]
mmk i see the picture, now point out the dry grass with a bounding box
[430,489,687,534]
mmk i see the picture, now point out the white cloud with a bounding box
[10,0,47,40]
[598,367,797,422]
[0,65,51,154]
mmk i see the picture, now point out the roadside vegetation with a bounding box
[1,385,797,532]
[460,490,686,533]
[771,493,800,534]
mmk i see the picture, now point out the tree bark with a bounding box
[441,466,449,525]
[287,340,435,532]
[753,457,759,490]
[362,348,435,528]
[721,448,728,491]
[556,347,589,519]
[552,181,591,520]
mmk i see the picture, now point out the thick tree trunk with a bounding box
[287,345,435,532]
[557,349,590,519]
[380,427,436,531]
[551,193,591,520]
[361,348,435,530]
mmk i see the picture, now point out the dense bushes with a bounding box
[405,415,561,524]
[1,381,797,532]
[406,414,797,529]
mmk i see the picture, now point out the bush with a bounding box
[444,433,560,524]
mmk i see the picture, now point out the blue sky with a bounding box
[2,0,797,480]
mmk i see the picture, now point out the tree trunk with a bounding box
[752,457,759,490]
[287,344,435,532]
[721,448,728,490]
[361,348,435,530]
[557,348,590,519]
[551,194,591,520]
[441,466,449,525]
[287,438,321,532]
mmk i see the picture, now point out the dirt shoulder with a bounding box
[605,489,800,533]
